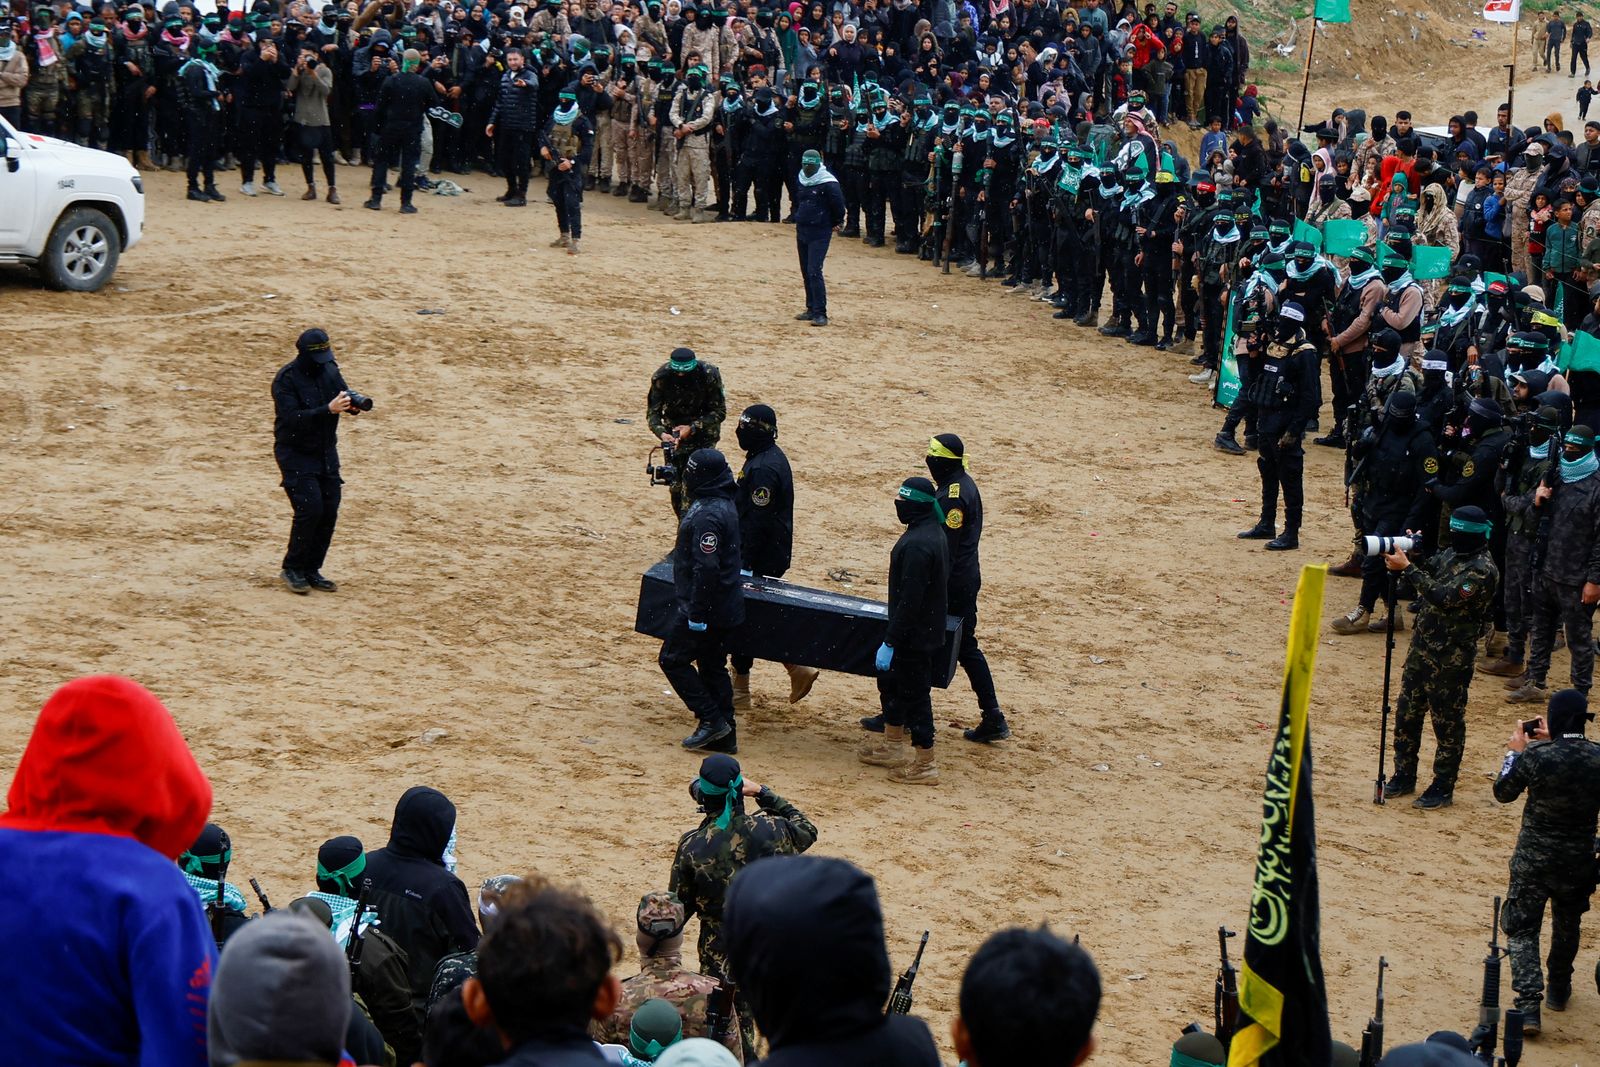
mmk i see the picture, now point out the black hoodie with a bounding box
[362,786,480,1021]
[724,855,940,1067]
[271,351,349,477]
[672,459,745,627]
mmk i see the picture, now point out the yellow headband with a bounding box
[927,437,970,470]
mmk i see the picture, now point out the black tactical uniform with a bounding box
[272,329,355,592]
[661,450,745,753]
[1238,302,1319,550]
[876,478,950,753]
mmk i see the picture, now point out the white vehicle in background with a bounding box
[0,113,146,292]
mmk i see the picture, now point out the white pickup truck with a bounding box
[0,113,146,292]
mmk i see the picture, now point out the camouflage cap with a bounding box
[638,890,688,938]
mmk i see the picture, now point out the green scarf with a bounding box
[697,773,742,830]
[317,851,368,896]
[897,484,945,522]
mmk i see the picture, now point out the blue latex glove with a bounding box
[739,569,753,577]
[688,619,708,632]
[875,642,894,671]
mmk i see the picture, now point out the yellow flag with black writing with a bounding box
[1227,566,1333,1067]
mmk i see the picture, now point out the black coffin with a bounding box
[633,562,963,687]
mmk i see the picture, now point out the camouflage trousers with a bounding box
[1392,640,1473,789]
[699,928,757,1064]
[654,132,676,202]
[1526,576,1596,692]
[1504,536,1536,663]
[675,133,712,214]
[627,126,654,189]
[1502,872,1592,1010]
[590,111,609,183]
[24,81,61,134]
[611,119,635,186]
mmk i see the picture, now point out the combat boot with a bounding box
[1480,656,1526,677]
[859,713,885,732]
[1237,520,1275,540]
[1413,781,1453,809]
[1506,681,1551,704]
[1521,1005,1542,1034]
[1075,307,1099,327]
[1547,981,1571,1012]
[1367,610,1405,633]
[1504,671,1530,689]
[732,673,751,711]
[1214,431,1246,455]
[629,184,650,202]
[1331,607,1370,635]
[964,710,1011,742]
[702,722,737,754]
[889,745,939,785]
[681,718,732,750]
[1265,529,1299,550]
[1328,551,1363,578]
[858,724,910,767]
[1485,628,1510,657]
[1382,771,1416,798]
[784,663,819,703]
[134,150,154,170]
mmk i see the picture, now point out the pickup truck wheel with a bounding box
[41,208,121,292]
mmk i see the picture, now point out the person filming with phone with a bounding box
[272,328,373,596]
[1494,689,1600,1036]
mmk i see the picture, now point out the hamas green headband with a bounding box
[696,773,742,830]
[1566,431,1595,448]
[897,484,945,522]
[180,848,231,875]
[1449,514,1493,536]
[317,851,368,895]
[668,354,698,372]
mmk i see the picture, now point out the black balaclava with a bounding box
[692,752,746,827]
[895,475,939,525]
[925,432,966,484]
[180,822,232,879]
[1464,396,1503,440]
[315,835,367,897]
[1385,388,1417,429]
[1448,504,1492,555]
[683,448,733,494]
[1547,688,1594,736]
[735,404,777,453]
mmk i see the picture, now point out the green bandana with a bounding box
[180,847,231,875]
[1448,514,1493,536]
[696,774,742,830]
[1170,1053,1220,1067]
[897,484,945,522]
[668,354,698,372]
[317,851,368,896]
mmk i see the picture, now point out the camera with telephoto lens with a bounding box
[646,442,677,485]
[1358,534,1415,557]
[345,390,374,412]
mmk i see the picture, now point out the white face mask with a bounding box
[442,825,458,873]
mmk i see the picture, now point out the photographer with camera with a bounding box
[647,347,727,517]
[1379,505,1500,810]
[288,44,340,204]
[272,328,370,596]
[1508,425,1600,705]
[1330,390,1439,636]
[1494,689,1600,1035]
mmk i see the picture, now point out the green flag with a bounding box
[1320,219,1366,258]
[1292,219,1324,252]
[1216,297,1242,409]
[1411,245,1452,281]
[1314,0,1351,21]
[1559,331,1600,374]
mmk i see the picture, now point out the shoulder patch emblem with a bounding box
[947,484,960,499]
[1462,460,1476,479]
[699,532,719,554]
[1423,457,1439,475]
[946,509,964,530]
[1460,580,1477,599]
[751,486,772,507]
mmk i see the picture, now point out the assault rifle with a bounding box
[346,878,373,973]
[249,877,275,914]
[1357,957,1386,1067]
[887,930,930,1015]
[940,144,963,273]
[706,980,737,1044]
[1469,897,1506,1063]
[208,865,228,943]
[1215,927,1240,1051]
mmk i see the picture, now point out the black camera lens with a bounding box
[347,391,374,412]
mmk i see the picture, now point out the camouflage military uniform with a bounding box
[594,955,743,1062]
[1493,734,1600,1011]
[1499,444,1555,668]
[1524,467,1600,694]
[427,949,477,1014]
[23,27,67,136]
[669,787,817,1060]
[646,359,726,515]
[1391,547,1499,790]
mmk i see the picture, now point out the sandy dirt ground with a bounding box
[1,169,1594,1066]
